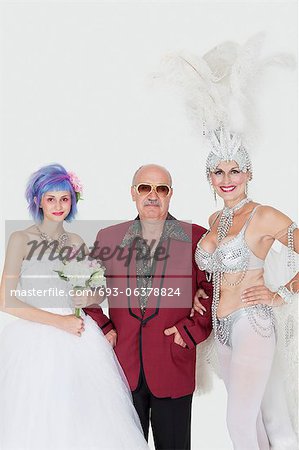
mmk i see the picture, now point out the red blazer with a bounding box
[85,217,212,398]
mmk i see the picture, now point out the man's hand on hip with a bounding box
[164,326,187,348]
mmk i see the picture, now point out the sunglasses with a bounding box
[133,183,172,198]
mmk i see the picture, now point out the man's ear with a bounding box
[131,186,136,202]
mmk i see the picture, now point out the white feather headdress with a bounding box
[155,32,295,176]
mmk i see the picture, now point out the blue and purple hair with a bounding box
[25,164,78,223]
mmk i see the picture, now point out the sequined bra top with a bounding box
[195,205,265,274]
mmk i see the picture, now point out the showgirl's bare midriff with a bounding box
[217,268,265,318]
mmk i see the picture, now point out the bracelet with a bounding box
[270,291,284,307]
[287,222,297,273]
[276,285,294,305]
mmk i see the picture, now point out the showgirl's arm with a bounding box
[242,206,298,305]
[242,207,298,306]
[264,206,298,296]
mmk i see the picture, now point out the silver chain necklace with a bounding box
[36,226,68,252]
[211,197,252,343]
[217,197,252,243]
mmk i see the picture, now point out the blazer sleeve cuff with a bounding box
[175,322,197,349]
[100,319,115,335]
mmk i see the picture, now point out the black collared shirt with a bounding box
[120,213,190,315]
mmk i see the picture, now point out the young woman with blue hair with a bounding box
[0,163,148,450]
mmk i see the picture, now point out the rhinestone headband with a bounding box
[205,126,253,179]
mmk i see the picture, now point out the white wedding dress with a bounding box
[0,257,148,450]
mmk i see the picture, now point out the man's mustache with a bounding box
[143,199,161,207]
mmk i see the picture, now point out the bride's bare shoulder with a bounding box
[67,233,89,256]
[8,227,35,243]
[5,230,29,260]
[67,232,85,246]
[17,225,40,241]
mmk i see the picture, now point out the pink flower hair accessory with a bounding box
[68,171,83,202]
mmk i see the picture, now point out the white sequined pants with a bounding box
[216,308,297,450]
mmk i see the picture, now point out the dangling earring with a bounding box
[213,189,217,204]
[208,175,217,204]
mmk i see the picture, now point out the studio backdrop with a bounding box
[0,1,297,449]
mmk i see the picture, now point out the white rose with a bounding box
[63,260,92,288]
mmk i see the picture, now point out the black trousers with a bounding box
[132,371,193,450]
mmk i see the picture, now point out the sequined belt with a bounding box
[216,304,276,347]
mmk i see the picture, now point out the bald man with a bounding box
[85,164,212,450]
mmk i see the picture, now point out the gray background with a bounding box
[0,1,297,448]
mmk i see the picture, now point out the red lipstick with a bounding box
[220,185,236,192]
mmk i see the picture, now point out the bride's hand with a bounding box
[241,285,278,306]
[57,315,85,337]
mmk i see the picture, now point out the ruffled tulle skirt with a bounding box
[0,311,148,450]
